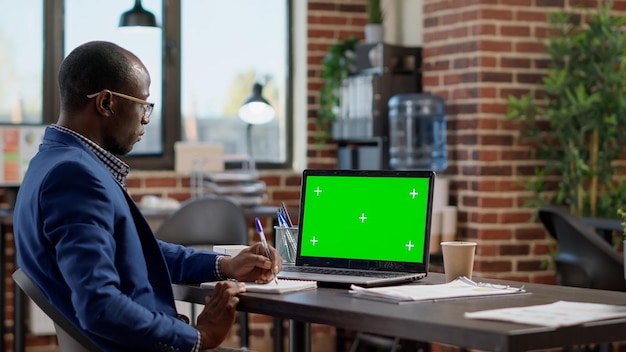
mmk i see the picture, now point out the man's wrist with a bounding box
[198,329,215,350]
[214,255,229,280]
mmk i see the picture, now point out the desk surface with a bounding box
[173,273,626,352]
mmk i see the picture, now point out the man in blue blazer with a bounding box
[13,41,281,351]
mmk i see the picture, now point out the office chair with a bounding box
[12,268,101,352]
[349,332,401,352]
[155,195,250,347]
[155,195,249,247]
[538,205,625,292]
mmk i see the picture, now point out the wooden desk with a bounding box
[173,273,626,352]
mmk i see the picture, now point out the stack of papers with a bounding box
[465,300,626,327]
[349,277,525,303]
[202,279,317,294]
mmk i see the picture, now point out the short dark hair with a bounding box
[58,41,137,112]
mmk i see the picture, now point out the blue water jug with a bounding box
[388,93,447,172]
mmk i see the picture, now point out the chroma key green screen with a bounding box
[299,175,431,263]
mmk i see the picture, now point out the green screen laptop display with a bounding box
[296,169,435,271]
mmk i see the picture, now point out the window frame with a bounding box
[44,0,294,170]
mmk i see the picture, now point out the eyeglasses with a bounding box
[87,90,154,119]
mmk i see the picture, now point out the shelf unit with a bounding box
[332,43,422,170]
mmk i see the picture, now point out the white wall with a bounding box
[293,0,307,172]
[383,0,423,46]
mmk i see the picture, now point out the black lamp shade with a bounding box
[119,0,158,28]
[244,83,270,106]
[238,83,275,125]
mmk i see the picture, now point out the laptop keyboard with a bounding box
[282,266,408,278]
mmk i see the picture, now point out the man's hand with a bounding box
[196,280,245,349]
[220,243,283,283]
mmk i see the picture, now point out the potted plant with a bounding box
[317,36,359,143]
[506,1,626,220]
[365,0,384,43]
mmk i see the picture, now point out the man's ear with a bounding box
[102,100,114,114]
[96,92,114,116]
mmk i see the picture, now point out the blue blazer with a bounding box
[14,127,221,351]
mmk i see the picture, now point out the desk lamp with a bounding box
[238,83,275,159]
[119,0,158,28]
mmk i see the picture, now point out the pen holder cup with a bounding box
[274,226,299,264]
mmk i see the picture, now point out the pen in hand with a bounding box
[254,217,278,285]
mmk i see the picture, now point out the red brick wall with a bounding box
[421,0,554,283]
[306,0,367,170]
[421,0,626,284]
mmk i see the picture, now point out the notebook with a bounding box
[277,169,435,287]
[201,279,317,294]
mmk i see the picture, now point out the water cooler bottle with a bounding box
[388,93,447,172]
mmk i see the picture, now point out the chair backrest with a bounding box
[12,268,101,352]
[155,196,248,247]
[156,196,251,348]
[538,205,625,291]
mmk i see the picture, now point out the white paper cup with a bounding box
[440,241,477,282]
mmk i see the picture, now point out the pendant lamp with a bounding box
[119,0,158,28]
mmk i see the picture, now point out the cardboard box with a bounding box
[174,142,224,175]
[213,245,249,256]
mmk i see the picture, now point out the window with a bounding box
[0,0,43,124]
[65,0,163,155]
[42,0,292,169]
[181,1,288,164]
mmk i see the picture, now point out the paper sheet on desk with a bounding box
[465,300,626,327]
[349,277,525,303]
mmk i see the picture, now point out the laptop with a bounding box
[277,169,435,287]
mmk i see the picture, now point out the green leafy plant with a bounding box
[367,0,384,24]
[506,1,626,219]
[317,36,359,142]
